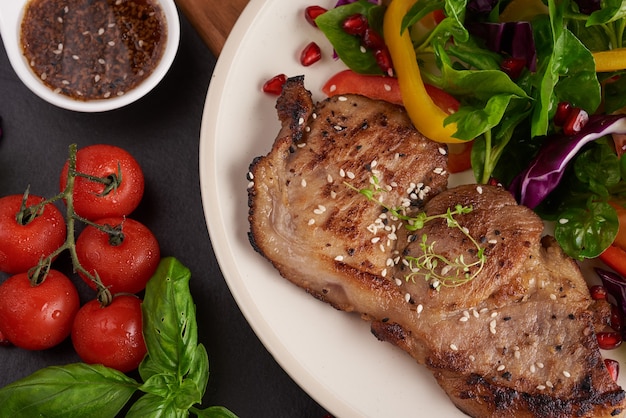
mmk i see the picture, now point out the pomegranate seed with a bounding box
[500,57,526,79]
[554,101,572,126]
[597,331,623,350]
[589,284,608,300]
[300,41,322,66]
[612,304,623,331]
[374,48,394,75]
[563,107,589,136]
[342,14,369,36]
[304,6,327,27]
[488,177,503,187]
[605,358,620,382]
[362,28,386,50]
[262,74,287,95]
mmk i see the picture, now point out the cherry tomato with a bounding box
[0,194,66,274]
[76,217,160,294]
[0,270,79,350]
[60,144,144,220]
[71,295,147,372]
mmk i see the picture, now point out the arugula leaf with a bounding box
[315,1,386,74]
[0,363,138,417]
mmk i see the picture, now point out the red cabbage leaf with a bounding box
[509,114,626,209]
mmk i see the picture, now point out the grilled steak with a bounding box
[247,76,625,417]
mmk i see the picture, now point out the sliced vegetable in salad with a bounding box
[311,0,626,260]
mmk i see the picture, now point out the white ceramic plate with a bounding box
[198,1,626,416]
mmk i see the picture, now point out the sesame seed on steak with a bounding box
[247,76,625,417]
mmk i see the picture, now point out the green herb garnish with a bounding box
[347,178,486,290]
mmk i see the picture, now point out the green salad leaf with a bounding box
[315,0,386,74]
[555,199,618,259]
[317,0,626,259]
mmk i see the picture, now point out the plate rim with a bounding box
[198,1,360,416]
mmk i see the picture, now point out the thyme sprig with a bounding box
[345,176,486,290]
[404,208,486,291]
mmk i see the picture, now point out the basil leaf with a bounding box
[138,257,216,415]
[140,373,178,398]
[193,406,240,418]
[0,363,138,418]
[126,393,187,418]
[315,1,386,74]
[187,343,210,398]
[138,355,167,383]
[137,345,209,412]
[554,199,618,259]
[141,257,200,379]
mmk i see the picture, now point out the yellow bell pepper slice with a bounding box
[383,0,462,143]
[593,48,626,73]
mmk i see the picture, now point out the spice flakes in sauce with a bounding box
[20,0,167,101]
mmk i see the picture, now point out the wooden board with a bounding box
[174,0,249,56]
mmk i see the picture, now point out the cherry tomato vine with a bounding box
[5,143,153,306]
[0,142,158,370]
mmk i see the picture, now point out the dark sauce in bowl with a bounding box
[20,0,167,101]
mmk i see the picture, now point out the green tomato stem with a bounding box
[26,144,111,304]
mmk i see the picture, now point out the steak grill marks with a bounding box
[247,76,626,417]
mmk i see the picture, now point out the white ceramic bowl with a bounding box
[0,0,180,112]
